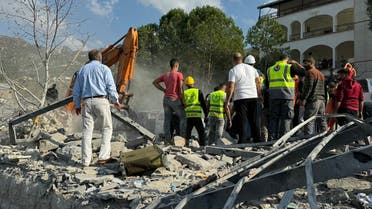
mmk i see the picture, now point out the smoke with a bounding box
[129,64,165,112]
[128,63,224,113]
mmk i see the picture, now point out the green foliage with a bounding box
[258,47,290,72]
[158,9,189,58]
[137,23,160,65]
[136,6,244,89]
[246,16,287,72]
[246,16,286,55]
[187,6,243,81]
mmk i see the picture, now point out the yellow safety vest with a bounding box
[184,88,202,118]
[267,61,295,99]
[208,90,225,119]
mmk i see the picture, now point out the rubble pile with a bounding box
[0,129,235,209]
[3,110,372,209]
[2,136,372,209]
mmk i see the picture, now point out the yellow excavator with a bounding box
[66,27,138,110]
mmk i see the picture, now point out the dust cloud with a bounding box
[129,65,165,112]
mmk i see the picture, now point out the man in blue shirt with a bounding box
[73,49,121,167]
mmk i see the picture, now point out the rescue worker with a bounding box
[244,55,264,142]
[266,54,304,140]
[184,76,208,146]
[207,83,230,145]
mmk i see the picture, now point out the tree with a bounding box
[137,23,160,66]
[136,6,244,90]
[246,16,287,70]
[246,16,286,55]
[0,0,84,111]
[187,6,243,89]
[158,8,189,59]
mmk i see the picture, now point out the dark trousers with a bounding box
[255,102,263,142]
[234,98,258,143]
[186,117,206,146]
[268,99,294,141]
[337,108,358,126]
[170,113,180,137]
[293,103,301,127]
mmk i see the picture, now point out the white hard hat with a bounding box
[244,55,256,64]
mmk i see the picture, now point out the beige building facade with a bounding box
[258,0,372,76]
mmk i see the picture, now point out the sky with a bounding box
[0,0,275,50]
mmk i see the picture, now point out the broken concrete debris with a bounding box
[3,109,372,209]
[175,153,211,170]
[173,136,186,147]
[0,127,233,209]
[356,193,372,208]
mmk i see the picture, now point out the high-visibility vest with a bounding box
[267,61,295,99]
[184,88,202,118]
[208,90,225,119]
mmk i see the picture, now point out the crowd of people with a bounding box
[71,49,364,167]
[153,53,364,146]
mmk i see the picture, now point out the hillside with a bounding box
[0,35,87,81]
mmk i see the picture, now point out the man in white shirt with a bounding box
[225,52,262,143]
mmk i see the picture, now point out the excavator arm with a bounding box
[67,27,138,110]
[103,27,138,107]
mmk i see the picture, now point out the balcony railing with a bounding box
[303,26,333,39]
[273,0,342,17]
[261,11,278,19]
[337,22,354,32]
[290,33,301,41]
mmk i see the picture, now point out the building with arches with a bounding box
[258,0,372,76]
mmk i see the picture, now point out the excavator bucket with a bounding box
[116,27,138,103]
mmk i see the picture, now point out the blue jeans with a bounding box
[163,97,186,141]
[208,117,225,145]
